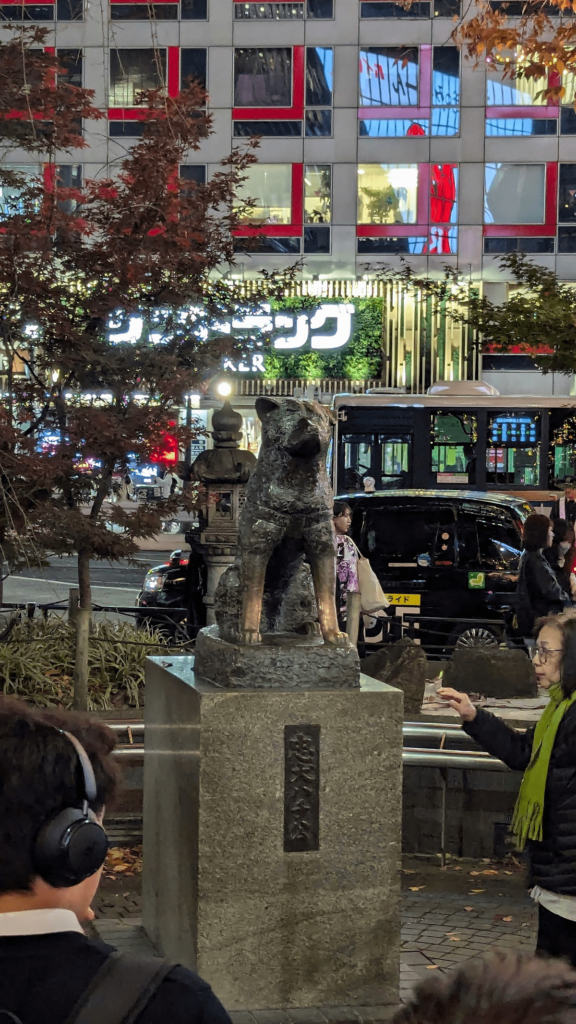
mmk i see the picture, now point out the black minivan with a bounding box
[340,489,533,653]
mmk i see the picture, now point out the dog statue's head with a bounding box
[255,397,336,461]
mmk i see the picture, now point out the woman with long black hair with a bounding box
[439,614,576,965]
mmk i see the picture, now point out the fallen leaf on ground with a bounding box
[104,846,143,879]
[409,886,426,891]
[502,916,513,922]
[426,965,439,970]
[504,871,513,875]
[464,907,474,912]
[469,871,480,876]
[402,869,416,874]
[470,889,485,893]
[482,870,499,876]
[449,937,461,942]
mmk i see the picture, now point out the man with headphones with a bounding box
[0,696,231,1024]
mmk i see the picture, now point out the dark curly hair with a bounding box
[523,513,552,552]
[393,953,576,1024]
[0,696,118,893]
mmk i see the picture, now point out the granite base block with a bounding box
[194,624,360,690]
[143,656,402,1012]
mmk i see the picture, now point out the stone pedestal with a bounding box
[143,656,402,1012]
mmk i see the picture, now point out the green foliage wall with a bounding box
[262,297,384,380]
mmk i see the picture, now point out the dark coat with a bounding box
[551,498,576,525]
[464,705,576,895]
[515,549,569,634]
[545,544,572,596]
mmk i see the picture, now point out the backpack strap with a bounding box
[64,951,174,1024]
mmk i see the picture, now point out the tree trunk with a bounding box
[73,549,91,711]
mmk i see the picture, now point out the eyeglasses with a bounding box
[529,645,563,664]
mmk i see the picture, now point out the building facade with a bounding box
[2,0,576,394]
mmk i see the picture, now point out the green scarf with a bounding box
[511,683,576,850]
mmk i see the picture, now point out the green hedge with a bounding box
[263,297,384,380]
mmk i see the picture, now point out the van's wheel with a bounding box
[449,625,501,651]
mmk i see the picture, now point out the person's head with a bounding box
[532,615,576,694]
[553,519,576,557]
[523,513,553,552]
[564,484,576,502]
[0,696,118,922]
[333,500,352,535]
[393,952,576,1024]
[363,477,376,493]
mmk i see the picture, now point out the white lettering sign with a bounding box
[107,303,355,354]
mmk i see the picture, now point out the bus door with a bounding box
[379,433,412,488]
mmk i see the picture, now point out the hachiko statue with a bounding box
[214,396,346,646]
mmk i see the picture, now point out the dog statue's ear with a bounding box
[256,397,281,421]
[326,408,337,425]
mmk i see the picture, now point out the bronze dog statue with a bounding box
[214,396,347,646]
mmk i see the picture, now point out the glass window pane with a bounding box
[181,48,207,91]
[305,110,331,136]
[484,163,545,224]
[361,505,456,568]
[109,49,166,107]
[487,69,547,106]
[357,164,418,224]
[486,447,540,486]
[0,165,39,218]
[307,0,332,15]
[305,46,332,105]
[430,164,458,224]
[359,46,418,107]
[57,48,82,86]
[57,0,82,19]
[235,163,292,224]
[432,47,459,107]
[551,415,576,484]
[181,0,207,16]
[559,164,576,222]
[360,119,430,137]
[304,164,331,223]
[234,48,292,106]
[235,2,304,16]
[431,413,476,483]
[486,117,557,136]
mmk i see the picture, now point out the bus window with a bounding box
[486,412,540,487]
[380,435,411,487]
[342,434,373,492]
[431,413,477,484]
[550,415,576,486]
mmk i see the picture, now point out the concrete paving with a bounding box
[90,878,538,1022]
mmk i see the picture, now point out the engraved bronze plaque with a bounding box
[284,724,320,852]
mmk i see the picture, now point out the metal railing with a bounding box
[234,378,384,397]
[108,720,521,859]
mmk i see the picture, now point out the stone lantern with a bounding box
[190,401,256,624]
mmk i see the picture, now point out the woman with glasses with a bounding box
[438,614,576,965]
[516,514,570,638]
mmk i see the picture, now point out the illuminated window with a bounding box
[0,165,38,218]
[236,164,292,224]
[357,164,418,224]
[359,47,418,107]
[234,48,292,106]
[484,163,545,224]
[109,49,166,107]
[486,67,547,106]
[431,413,477,484]
[234,0,332,16]
[304,165,331,223]
[486,412,541,487]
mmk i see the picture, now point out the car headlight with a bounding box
[143,573,164,593]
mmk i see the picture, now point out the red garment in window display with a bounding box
[406,122,425,136]
[430,163,456,223]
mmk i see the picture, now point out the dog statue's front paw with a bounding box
[323,630,350,647]
[239,629,262,645]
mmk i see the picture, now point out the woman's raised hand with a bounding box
[436,687,477,722]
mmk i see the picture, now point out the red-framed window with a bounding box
[233,162,331,255]
[108,47,180,136]
[485,64,561,138]
[232,46,333,137]
[483,162,557,255]
[358,45,460,138]
[356,163,458,255]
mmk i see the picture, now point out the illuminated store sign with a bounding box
[107,303,355,354]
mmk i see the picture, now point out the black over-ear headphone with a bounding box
[33,730,109,888]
